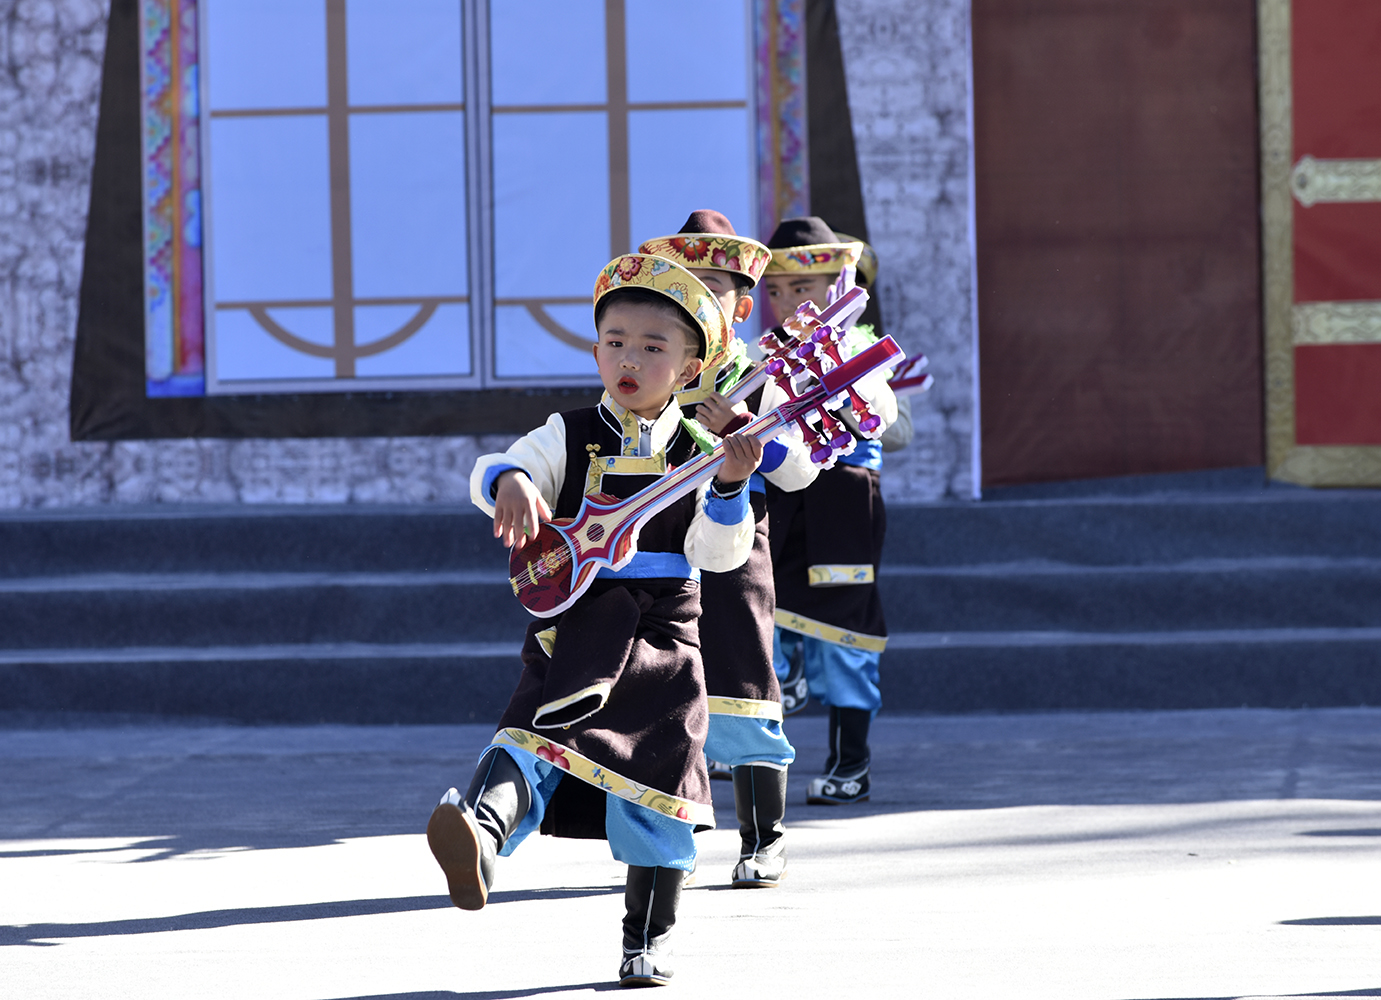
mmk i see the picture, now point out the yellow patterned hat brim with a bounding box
[592,253,732,368]
[832,233,878,286]
[765,242,865,275]
[637,235,773,287]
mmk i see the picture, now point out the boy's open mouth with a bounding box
[617,377,639,394]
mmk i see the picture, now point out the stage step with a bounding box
[2,480,1380,722]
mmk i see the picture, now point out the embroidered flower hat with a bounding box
[764,216,865,276]
[637,209,773,288]
[833,232,879,287]
[592,252,733,369]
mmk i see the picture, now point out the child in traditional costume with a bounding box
[429,254,763,987]
[761,216,913,806]
[639,210,819,889]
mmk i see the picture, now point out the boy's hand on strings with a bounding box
[695,392,745,436]
[493,470,551,549]
[716,433,764,486]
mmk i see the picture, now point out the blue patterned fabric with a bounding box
[485,745,697,871]
[703,713,796,768]
[773,628,881,712]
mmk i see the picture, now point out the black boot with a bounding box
[807,706,871,805]
[619,866,684,987]
[427,747,531,910]
[730,765,788,888]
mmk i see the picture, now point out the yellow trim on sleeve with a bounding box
[808,564,875,587]
[534,627,558,659]
[532,682,612,729]
[706,696,784,722]
[492,728,715,828]
[773,609,887,652]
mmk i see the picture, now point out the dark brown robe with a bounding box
[494,405,714,839]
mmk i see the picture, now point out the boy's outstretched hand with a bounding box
[493,469,552,548]
[716,433,764,486]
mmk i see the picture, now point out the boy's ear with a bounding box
[591,342,600,363]
[679,355,705,387]
[734,296,754,324]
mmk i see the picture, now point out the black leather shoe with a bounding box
[427,748,531,910]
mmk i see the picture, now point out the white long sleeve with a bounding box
[469,412,568,516]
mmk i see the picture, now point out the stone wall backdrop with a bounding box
[837,0,977,500]
[0,0,977,508]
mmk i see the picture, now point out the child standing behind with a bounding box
[761,216,913,806]
[639,210,817,888]
[429,254,763,987]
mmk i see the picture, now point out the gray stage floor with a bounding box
[3,708,1380,999]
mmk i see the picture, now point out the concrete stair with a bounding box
[879,478,1381,712]
[3,473,1381,722]
[0,507,529,724]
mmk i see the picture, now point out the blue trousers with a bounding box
[703,713,796,769]
[773,628,881,713]
[486,745,697,872]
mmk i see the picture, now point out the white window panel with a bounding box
[490,1,605,106]
[349,111,468,299]
[492,112,610,300]
[205,0,326,110]
[355,303,472,378]
[629,108,754,248]
[214,307,335,383]
[347,0,464,107]
[626,1,749,104]
[207,116,333,304]
[494,304,600,380]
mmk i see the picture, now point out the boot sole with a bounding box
[805,794,870,806]
[426,802,488,910]
[731,875,783,888]
[619,973,672,988]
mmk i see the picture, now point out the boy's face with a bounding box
[687,268,754,329]
[763,273,836,326]
[593,301,705,420]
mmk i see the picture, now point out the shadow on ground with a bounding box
[4,709,1381,859]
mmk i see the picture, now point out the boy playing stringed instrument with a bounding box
[428,253,762,988]
[638,210,817,889]
[762,216,913,806]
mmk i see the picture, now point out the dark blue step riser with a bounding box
[8,498,1381,580]
[878,568,1381,631]
[0,511,504,578]
[6,564,1381,647]
[5,641,1381,723]
[879,641,1381,713]
[0,657,525,725]
[0,584,532,648]
[885,500,1381,566]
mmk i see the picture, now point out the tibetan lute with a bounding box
[508,335,906,617]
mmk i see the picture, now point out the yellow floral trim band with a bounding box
[638,235,772,287]
[774,609,887,652]
[766,242,864,275]
[593,253,731,368]
[706,696,783,722]
[493,728,715,827]
[532,682,611,729]
[808,564,875,587]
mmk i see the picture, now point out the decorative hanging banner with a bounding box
[139,0,206,397]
